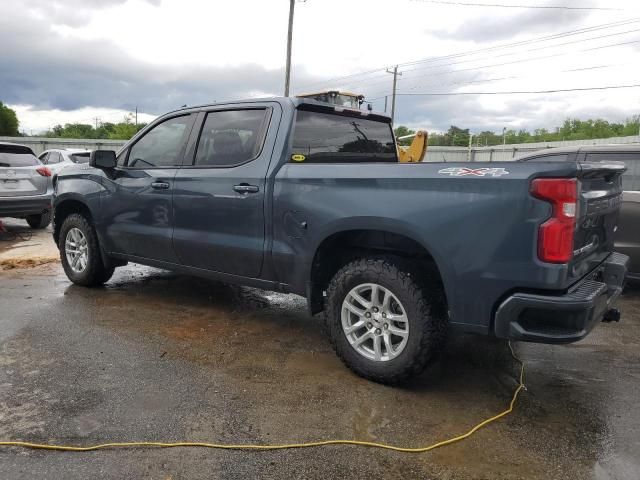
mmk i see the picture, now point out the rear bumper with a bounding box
[494,252,629,344]
[0,194,52,217]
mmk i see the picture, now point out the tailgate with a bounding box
[571,161,626,278]
[0,167,48,197]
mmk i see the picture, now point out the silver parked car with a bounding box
[517,144,640,279]
[0,142,53,229]
[38,148,91,175]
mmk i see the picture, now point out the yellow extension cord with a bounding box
[0,342,526,454]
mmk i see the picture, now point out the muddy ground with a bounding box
[0,219,638,479]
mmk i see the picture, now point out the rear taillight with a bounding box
[36,166,52,177]
[531,178,577,264]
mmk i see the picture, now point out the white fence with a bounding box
[3,133,640,162]
[0,136,126,155]
[425,134,640,162]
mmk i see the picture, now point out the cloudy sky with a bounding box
[1,0,639,134]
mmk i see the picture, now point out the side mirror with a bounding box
[89,150,117,170]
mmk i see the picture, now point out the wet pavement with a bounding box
[0,223,639,479]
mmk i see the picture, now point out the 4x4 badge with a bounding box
[438,167,509,177]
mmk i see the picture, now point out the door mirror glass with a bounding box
[90,150,117,169]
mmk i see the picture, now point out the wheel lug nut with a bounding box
[375,328,381,335]
[382,313,387,318]
[367,323,373,329]
[365,312,371,318]
[383,323,388,329]
[373,307,379,313]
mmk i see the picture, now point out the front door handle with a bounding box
[233,184,260,194]
[151,181,170,190]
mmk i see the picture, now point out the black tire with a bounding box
[58,213,115,286]
[324,258,447,385]
[26,211,51,229]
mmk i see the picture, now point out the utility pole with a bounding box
[467,133,473,161]
[93,117,101,130]
[385,65,402,125]
[135,106,138,126]
[502,127,507,146]
[384,95,388,113]
[284,0,295,97]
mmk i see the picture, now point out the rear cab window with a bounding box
[291,109,397,163]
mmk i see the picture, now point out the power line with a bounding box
[363,62,634,100]
[392,83,640,96]
[339,27,640,91]
[409,0,623,10]
[362,64,633,101]
[349,37,640,94]
[294,17,640,91]
[398,27,640,75]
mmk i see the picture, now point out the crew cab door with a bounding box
[100,113,196,263]
[172,104,278,277]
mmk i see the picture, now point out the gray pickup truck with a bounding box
[52,97,628,384]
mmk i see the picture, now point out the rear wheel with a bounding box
[26,211,51,229]
[324,258,447,384]
[59,213,114,286]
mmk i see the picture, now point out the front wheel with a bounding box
[324,258,447,384]
[59,213,115,286]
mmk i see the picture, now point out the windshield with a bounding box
[70,152,91,163]
[0,152,41,167]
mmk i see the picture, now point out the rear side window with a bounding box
[586,153,640,191]
[291,110,397,163]
[194,109,268,167]
[0,153,40,167]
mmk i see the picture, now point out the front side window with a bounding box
[127,115,192,168]
[291,110,397,163]
[194,109,268,167]
[116,149,127,167]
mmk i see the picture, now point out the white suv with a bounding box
[38,149,91,175]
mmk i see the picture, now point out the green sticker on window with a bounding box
[291,154,306,162]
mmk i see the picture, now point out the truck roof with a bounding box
[168,96,392,123]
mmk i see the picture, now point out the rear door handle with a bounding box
[151,182,170,190]
[233,184,260,194]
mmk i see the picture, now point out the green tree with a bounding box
[43,113,146,140]
[393,125,416,146]
[444,126,469,147]
[0,102,19,136]
[108,115,145,140]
